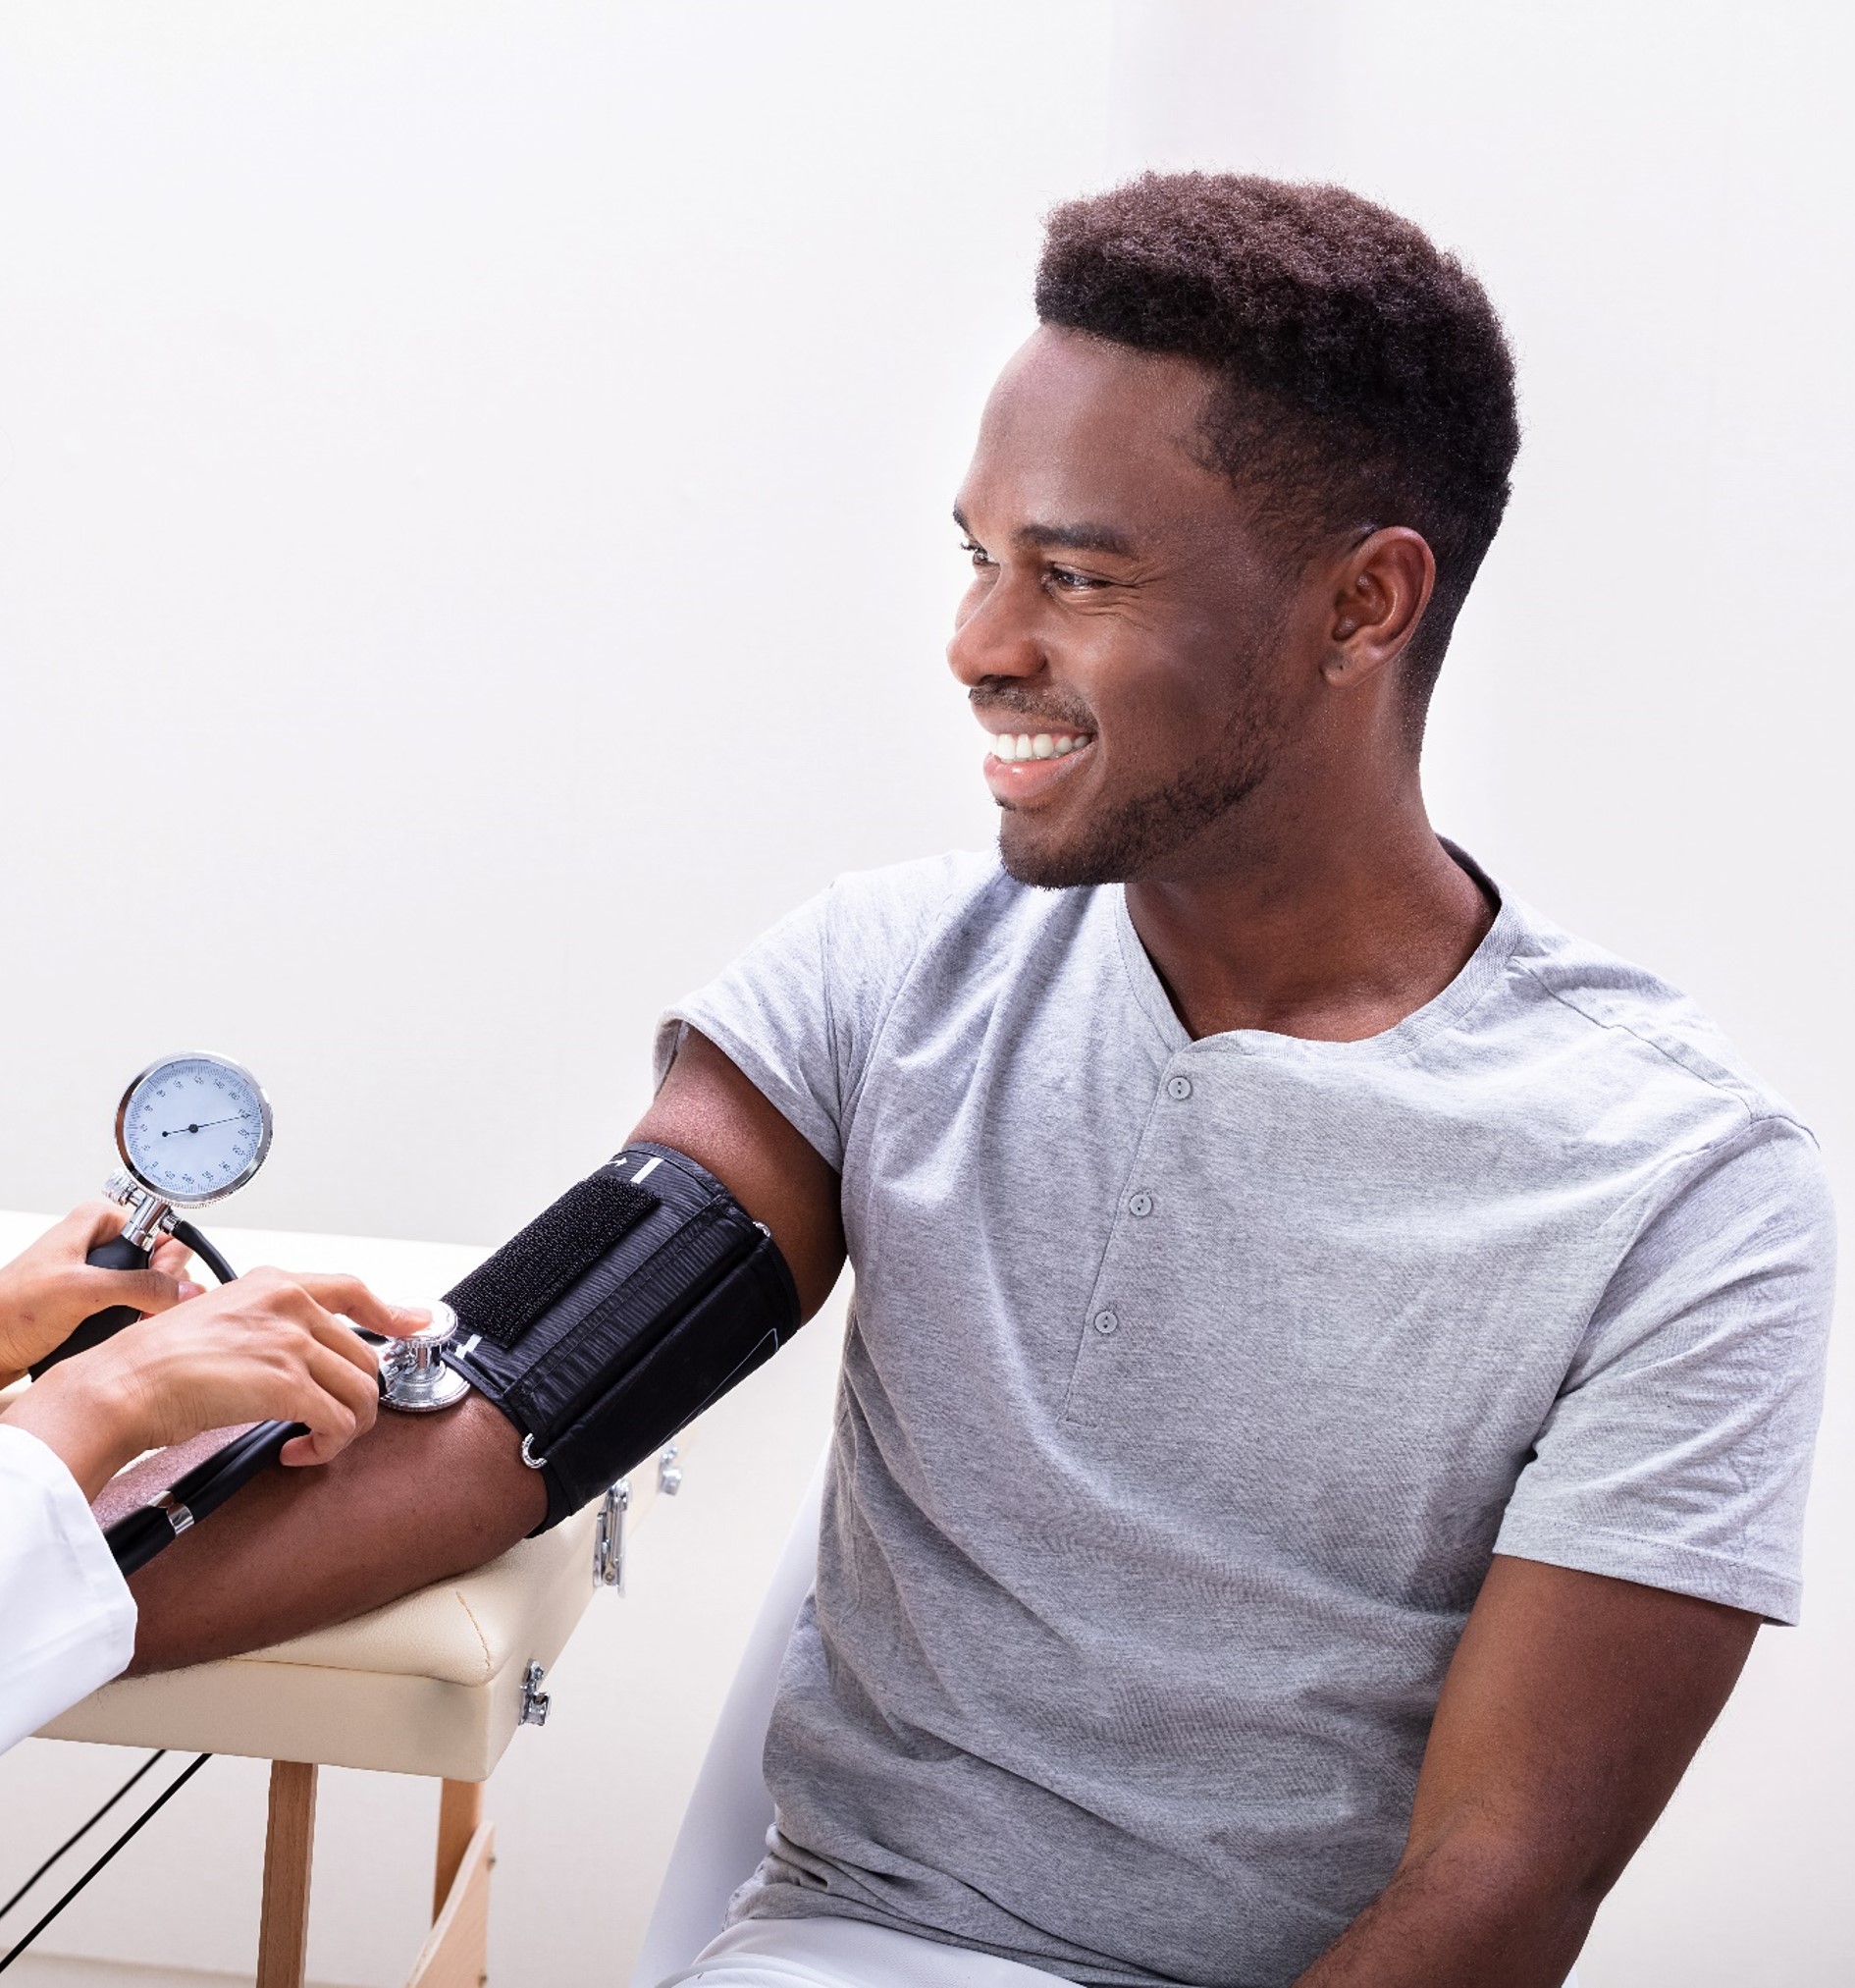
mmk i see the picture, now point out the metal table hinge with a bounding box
[519,1659,551,1728]
[594,1478,630,1593]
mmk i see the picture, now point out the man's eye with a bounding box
[960,538,994,567]
[1048,565,1104,592]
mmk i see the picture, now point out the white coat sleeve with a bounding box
[0,1424,136,1754]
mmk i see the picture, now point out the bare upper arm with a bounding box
[1405,1553,1759,1906]
[631,1025,846,1317]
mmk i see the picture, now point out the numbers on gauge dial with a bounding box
[122,1057,267,1202]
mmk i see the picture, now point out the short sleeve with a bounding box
[653,853,991,1172]
[1495,1114,1835,1624]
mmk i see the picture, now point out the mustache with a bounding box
[969,685,1097,733]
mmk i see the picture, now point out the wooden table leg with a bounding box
[434,1779,484,1920]
[256,1760,318,1988]
[408,1817,494,1988]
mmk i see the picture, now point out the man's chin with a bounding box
[997,769,1261,889]
[997,819,1126,891]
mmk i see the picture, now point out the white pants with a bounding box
[656,1916,1583,1988]
[657,1918,1078,1988]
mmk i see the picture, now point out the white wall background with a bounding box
[0,3,1850,1984]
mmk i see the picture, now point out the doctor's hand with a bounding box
[0,1201,203,1380]
[1,1268,428,1500]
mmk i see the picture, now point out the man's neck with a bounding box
[1122,804,1495,1045]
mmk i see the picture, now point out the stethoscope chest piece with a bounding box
[377,1301,471,1413]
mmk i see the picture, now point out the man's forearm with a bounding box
[1294,1833,1592,1988]
[128,1396,545,1671]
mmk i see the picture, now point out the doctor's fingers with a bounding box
[209,1270,387,1385]
[274,1338,386,1465]
[31,1203,200,1314]
[150,1236,197,1282]
[79,1263,204,1317]
[271,1269,429,1340]
[56,1198,132,1254]
[294,1295,395,1382]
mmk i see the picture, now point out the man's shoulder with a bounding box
[1502,896,1812,1148]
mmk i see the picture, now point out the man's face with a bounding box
[949,327,1313,888]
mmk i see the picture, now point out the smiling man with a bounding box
[131,176,1833,1988]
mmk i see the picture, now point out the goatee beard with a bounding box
[998,711,1284,889]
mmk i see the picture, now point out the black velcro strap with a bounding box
[503,1200,755,1436]
[448,1170,657,1350]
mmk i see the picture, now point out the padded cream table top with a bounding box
[1,1209,667,1783]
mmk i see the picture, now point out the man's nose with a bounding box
[946,578,1044,688]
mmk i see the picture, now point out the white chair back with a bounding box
[629,1455,826,1988]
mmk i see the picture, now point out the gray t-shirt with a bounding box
[656,850,1834,1988]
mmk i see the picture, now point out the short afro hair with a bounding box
[1035,174,1519,703]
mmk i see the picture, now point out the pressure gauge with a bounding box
[114,1052,273,1209]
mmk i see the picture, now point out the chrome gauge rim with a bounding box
[114,1051,274,1208]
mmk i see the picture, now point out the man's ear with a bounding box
[1321,527,1436,687]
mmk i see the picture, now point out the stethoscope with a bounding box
[34,1053,463,1574]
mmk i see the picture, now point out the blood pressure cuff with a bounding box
[438,1142,800,1531]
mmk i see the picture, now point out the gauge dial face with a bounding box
[117,1054,272,1206]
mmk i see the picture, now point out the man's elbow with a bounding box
[1394,1815,1617,1963]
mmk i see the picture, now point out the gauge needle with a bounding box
[161,1116,242,1137]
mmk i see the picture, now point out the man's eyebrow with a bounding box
[951,508,1140,559]
[1016,519,1140,558]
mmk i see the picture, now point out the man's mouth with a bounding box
[978,719,1098,807]
[986,728,1095,763]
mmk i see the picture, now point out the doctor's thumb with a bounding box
[92,1268,206,1316]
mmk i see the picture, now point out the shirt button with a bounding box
[1127,1191,1155,1218]
[1093,1309,1120,1335]
[1165,1075,1192,1101]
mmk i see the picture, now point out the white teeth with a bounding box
[987,729,1092,763]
